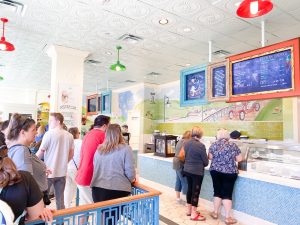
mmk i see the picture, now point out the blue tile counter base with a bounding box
[139,154,300,225]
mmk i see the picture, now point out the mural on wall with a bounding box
[160,98,282,122]
[118,91,134,121]
[158,81,282,123]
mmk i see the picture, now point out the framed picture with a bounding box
[207,60,229,102]
[180,65,208,107]
[228,37,300,102]
[86,94,98,116]
[97,94,102,113]
[101,90,112,114]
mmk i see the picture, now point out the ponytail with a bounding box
[6,113,35,141]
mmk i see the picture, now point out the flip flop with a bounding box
[210,211,218,219]
[190,213,206,221]
[186,211,201,216]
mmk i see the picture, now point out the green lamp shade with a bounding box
[110,61,126,71]
[0,76,3,80]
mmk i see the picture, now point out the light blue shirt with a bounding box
[91,144,136,192]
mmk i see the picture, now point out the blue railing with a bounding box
[26,183,160,225]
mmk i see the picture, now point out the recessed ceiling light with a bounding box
[185,63,191,67]
[183,27,192,32]
[235,2,241,7]
[159,18,169,25]
[106,51,112,55]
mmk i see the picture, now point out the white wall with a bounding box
[0,87,50,121]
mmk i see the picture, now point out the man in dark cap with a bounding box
[230,130,241,140]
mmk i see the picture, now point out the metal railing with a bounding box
[26,183,161,225]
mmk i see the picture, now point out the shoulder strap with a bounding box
[72,158,78,170]
[8,144,24,150]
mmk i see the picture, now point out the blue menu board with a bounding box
[185,70,206,100]
[232,49,292,95]
[212,65,226,97]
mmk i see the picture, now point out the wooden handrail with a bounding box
[32,182,161,219]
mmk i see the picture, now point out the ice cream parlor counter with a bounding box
[138,138,300,225]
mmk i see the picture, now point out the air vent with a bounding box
[0,0,26,16]
[147,72,161,76]
[125,80,136,83]
[213,50,231,57]
[118,34,143,44]
[84,59,101,64]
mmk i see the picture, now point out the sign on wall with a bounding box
[229,37,300,102]
[180,65,208,106]
[58,83,80,127]
[207,60,229,102]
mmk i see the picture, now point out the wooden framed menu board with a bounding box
[228,38,300,102]
[207,60,229,102]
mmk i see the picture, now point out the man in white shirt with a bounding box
[37,113,74,210]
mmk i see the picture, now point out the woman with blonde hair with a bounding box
[181,126,208,221]
[208,128,242,224]
[91,124,136,201]
[91,124,135,225]
[173,130,191,203]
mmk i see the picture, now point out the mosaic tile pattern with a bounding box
[139,155,300,225]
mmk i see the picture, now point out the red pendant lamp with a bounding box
[0,18,15,51]
[237,0,273,18]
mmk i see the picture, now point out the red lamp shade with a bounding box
[0,18,15,51]
[237,0,273,18]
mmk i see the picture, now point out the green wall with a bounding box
[156,121,283,140]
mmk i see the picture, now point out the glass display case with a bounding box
[154,135,178,157]
[240,143,300,180]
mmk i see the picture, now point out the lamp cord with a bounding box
[2,21,4,38]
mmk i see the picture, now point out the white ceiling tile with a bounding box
[1,0,300,92]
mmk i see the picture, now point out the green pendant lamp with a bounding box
[110,46,126,71]
[0,76,3,81]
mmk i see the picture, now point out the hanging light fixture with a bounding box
[0,75,3,80]
[110,46,126,71]
[237,0,273,18]
[0,18,15,51]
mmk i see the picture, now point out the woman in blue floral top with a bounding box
[208,129,242,225]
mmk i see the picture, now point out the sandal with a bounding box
[190,213,206,221]
[186,211,200,216]
[225,217,237,224]
[210,211,218,219]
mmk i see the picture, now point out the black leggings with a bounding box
[92,187,130,225]
[210,170,237,200]
[184,172,204,207]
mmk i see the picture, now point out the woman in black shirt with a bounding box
[0,157,52,224]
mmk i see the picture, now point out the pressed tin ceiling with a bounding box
[0,0,300,92]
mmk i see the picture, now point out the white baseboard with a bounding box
[139,177,276,225]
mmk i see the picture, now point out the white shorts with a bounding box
[77,185,93,205]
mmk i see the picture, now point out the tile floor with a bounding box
[48,177,243,225]
[139,178,243,225]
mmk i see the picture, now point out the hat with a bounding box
[230,130,241,139]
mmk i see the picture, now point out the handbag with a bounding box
[178,146,185,162]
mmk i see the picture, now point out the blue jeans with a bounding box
[175,170,188,195]
[47,176,66,210]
